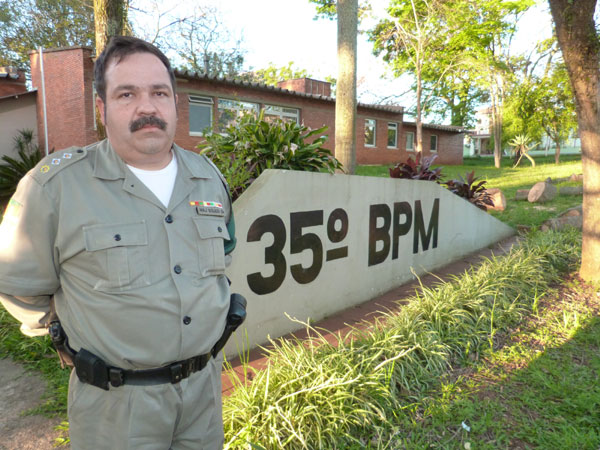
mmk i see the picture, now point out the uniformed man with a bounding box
[0,36,237,449]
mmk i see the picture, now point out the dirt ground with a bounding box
[0,358,68,450]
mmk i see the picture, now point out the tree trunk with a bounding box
[415,66,423,153]
[554,140,561,164]
[335,0,358,174]
[549,0,600,282]
[94,0,127,55]
[490,80,502,169]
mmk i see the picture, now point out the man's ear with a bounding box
[96,96,106,125]
[175,94,179,118]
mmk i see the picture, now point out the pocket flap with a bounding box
[83,221,148,251]
[193,216,230,240]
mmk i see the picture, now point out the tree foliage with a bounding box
[370,0,467,152]
[369,0,533,165]
[131,2,246,78]
[242,62,311,86]
[0,0,94,68]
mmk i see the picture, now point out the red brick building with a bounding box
[5,46,465,165]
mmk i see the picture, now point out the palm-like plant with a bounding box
[509,134,536,168]
[0,129,43,199]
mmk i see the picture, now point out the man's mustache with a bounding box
[130,116,167,132]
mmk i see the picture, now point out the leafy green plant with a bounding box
[444,170,494,210]
[389,152,443,181]
[0,129,43,199]
[509,134,537,168]
[198,112,342,200]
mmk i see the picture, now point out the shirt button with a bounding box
[183,316,192,325]
[165,215,173,224]
[174,265,182,274]
[114,234,121,241]
[217,226,222,232]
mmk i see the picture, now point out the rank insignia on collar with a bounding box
[51,159,61,165]
[40,165,50,173]
[63,153,72,159]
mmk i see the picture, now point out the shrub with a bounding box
[444,170,494,210]
[198,112,342,200]
[389,152,443,181]
[509,134,537,168]
[0,129,43,199]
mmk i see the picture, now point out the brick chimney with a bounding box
[0,67,28,97]
[30,46,96,153]
[277,78,332,97]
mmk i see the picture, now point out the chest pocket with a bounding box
[83,221,150,292]
[193,216,230,276]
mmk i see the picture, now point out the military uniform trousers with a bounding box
[67,355,224,450]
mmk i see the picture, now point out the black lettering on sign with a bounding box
[247,215,287,295]
[413,198,440,254]
[392,202,412,260]
[326,208,349,261]
[290,210,324,284]
[368,204,391,267]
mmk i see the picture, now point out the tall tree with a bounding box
[94,0,128,55]
[335,0,358,174]
[371,0,463,153]
[309,0,362,173]
[548,0,600,283]
[0,0,94,69]
[535,62,577,164]
[458,0,533,168]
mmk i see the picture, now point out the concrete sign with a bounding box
[224,169,514,356]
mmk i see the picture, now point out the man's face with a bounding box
[96,52,178,168]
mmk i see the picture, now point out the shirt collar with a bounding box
[92,140,213,180]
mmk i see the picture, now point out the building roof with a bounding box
[174,70,405,114]
[0,89,37,102]
[403,120,465,133]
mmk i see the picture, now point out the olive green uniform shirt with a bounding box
[0,140,233,370]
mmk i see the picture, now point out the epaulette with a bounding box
[31,147,89,185]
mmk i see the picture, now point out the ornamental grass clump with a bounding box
[223,229,580,449]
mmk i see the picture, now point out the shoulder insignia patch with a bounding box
[32,147,88,185]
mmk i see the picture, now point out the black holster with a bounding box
[211,293,247,357]
[48,320,75,369]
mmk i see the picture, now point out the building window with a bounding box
[217,98,259,132]
[406,131,415,151]
[189,95,213,135]
[365,119,376,147]
[430,134,438,152]
[264,105,300,123]
[387,122,398,148]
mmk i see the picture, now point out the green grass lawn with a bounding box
[356,155,583,228]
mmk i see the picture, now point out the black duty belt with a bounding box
[74,348,213,390]
[52,293,247,391]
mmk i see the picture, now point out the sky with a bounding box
[133,0,555,120]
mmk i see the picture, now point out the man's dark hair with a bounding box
[94,36,177,103]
